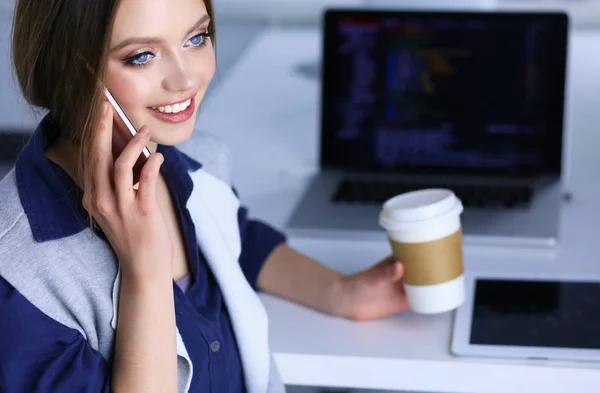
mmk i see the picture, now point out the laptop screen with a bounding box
[320,10,568,176]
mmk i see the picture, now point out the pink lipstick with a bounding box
[147,95,196,124]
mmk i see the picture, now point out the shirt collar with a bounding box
[16,114,202,242]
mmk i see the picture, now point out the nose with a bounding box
[162,55,196,92]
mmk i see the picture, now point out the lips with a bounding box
[147,96,196,124]
[151,98,192,114]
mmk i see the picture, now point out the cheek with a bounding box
[106,68,152,115]
[193,49,216,85]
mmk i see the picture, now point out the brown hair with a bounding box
[11,0,215,218]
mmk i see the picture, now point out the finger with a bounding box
[114,125,152,198]
[389,261,404,281]
[89,102,116,213]
[396,276,411,312]
[136,152,164,214]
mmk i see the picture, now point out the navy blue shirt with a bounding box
[0,116,286,392]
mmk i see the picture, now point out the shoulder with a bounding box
[0,171,118,358]
[0,234,119,360]
[178,130,234,186]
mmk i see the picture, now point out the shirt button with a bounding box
[210,340,221,353]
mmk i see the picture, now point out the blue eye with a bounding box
[187,33,206,47]
[123,30,213,68]
[187,31,214,48]
[125,52,154,66]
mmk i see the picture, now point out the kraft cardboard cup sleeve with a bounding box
[379,189,466,314]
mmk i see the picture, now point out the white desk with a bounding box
[193,28,600,393]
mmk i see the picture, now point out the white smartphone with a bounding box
[104,88,150,181]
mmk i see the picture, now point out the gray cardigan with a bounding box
[0,133,285,393]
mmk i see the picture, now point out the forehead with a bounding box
[111,0,208,42]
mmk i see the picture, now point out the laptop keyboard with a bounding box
[332,179,533,208]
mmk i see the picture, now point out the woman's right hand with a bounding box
[83,102,173,280]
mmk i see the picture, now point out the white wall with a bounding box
[215,0,361,24]
[0,0,15,11]
[216,0,600,27]
[0,5,43,133]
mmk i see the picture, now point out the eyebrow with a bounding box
[110,14,211,53]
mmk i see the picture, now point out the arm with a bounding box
[234,197,407,321]
[256,244,347,317]
[257,244,411,321]
[82,105,177,392]
[111,271,177,393]
[235,206,347,317]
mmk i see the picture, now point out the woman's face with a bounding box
[106,0,214,148]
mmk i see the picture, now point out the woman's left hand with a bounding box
[337,256,411,321]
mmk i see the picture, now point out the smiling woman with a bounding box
[3,0,288,392]
[0,0,413,392]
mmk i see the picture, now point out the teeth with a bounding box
[152,98,192,114]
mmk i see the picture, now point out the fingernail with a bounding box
[139,126,149,134]
[102,102,108,117]
[392,261,403,276]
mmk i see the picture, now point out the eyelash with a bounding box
[123,30,214,68]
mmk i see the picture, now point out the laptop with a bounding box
[286,9,569,247]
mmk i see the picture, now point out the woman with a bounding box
[0,0,410,392]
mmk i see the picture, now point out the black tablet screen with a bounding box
[471,279,600,349]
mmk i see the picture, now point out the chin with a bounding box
[150,121,196,146]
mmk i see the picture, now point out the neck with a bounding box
[148,141,158,153]
[44,138,83,188]
[45,138,159,189]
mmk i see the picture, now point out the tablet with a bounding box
[451,271,600,362]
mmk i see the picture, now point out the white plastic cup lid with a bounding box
[380,189,461,228]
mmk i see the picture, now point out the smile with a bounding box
[147,95,196,124]
[151,98,192,114]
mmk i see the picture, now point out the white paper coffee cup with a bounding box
[379,189,466,314]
